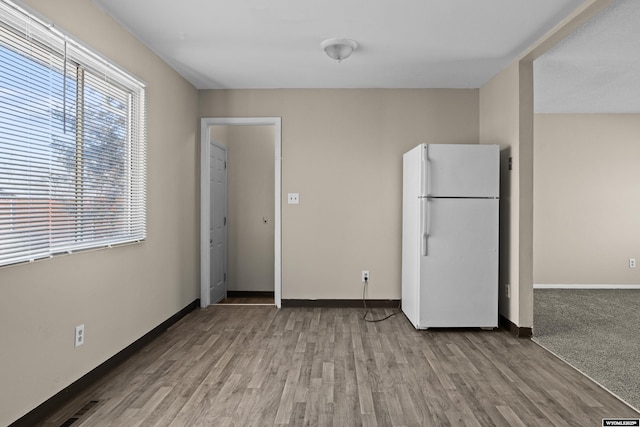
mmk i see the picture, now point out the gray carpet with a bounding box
[533,289,640,411]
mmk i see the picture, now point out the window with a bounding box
[0,0,146,267]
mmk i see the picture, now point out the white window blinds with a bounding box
[0,0,146,267]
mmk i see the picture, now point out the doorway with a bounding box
[200,117,282,308]
[211,125,275,304]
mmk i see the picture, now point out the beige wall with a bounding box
[211,126,275,292]
[200,89,479,299]
[479,61,535,328]
[534,114,640,285]
[0,1,199,424]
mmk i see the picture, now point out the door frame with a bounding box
[200,117,282,308]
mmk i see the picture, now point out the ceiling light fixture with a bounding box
[321,38,358,63]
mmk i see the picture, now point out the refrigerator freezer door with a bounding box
[418,198,498,328]
[424,144,499,198]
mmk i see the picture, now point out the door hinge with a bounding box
[224,161,227,169]
[224,216,227,225]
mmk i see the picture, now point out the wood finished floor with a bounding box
[41,306,638,426]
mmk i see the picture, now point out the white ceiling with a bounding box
[534,0,640,113]
[91,0,638,113]
[92,0,582,90]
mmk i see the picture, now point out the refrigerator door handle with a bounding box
[421,144,430,197]
[421,198,428,256]
[422,232,428,256]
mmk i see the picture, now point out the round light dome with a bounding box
[321,38,358,62]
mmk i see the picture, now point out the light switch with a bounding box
[287,193,299,204]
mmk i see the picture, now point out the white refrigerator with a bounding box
[402,143,499,329]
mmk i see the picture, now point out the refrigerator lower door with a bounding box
[418,198,498,328]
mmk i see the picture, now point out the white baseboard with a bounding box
[534,284,640,289]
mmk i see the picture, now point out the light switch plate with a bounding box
[287,193,299,204]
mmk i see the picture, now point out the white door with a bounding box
[419,198,499,328]
[210,143,227,304]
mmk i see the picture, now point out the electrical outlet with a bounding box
[75,324,85,348]
[287,193,299,204]
[630,258,636,268]
[361,270,369,283]
[505,283,511,299]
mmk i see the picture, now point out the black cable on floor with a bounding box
[362,280,401,323]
